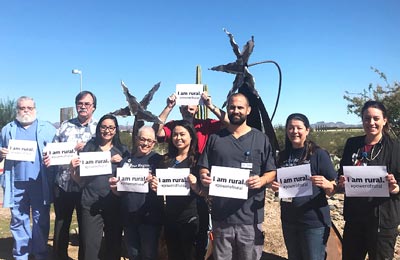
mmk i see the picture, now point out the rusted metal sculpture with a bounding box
[111,80,162,152]
[210,28,280,153]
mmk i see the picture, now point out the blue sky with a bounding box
[1,0,399,127]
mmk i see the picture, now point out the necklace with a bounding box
[362,142,383,161]
[287,147,307,167]
[354,141,383,165]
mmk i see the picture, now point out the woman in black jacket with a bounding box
[70,114,129,260]
[338,100,400,260]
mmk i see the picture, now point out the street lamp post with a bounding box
[72,69,82,93]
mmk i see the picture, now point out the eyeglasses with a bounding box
[138,137,156,144]
[100,125,116,132]
[17,106,35,111]
[76,102,93,107]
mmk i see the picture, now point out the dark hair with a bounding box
[361,100,390,135]
[95,114,123,149]
[165,120,198,168]
[75,91,97,109]
[279,113,319,166]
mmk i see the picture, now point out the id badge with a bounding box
[241,162,253,169]
[281,198,293,203]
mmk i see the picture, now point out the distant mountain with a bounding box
[312,121,362,129]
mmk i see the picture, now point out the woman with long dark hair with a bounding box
[338,100,400,260]
[151,120,203,260]
[70,114,129,260]
[271,113,337,260]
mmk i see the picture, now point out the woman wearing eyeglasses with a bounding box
[70,114,129,260]
[109,125,163,260]
[338,100,400,260]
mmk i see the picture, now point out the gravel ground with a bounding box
[264,190,400,260]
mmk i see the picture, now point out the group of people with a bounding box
[0,90,399,260]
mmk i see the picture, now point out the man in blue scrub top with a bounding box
[0,96,56,260]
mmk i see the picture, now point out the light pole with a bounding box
[72,69,82,93]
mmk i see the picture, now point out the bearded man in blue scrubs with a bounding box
[0,96,56,260]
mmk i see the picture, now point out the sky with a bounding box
[1,0,399,128]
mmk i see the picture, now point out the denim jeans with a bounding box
[124,220,161,260]
[282,222,329,260]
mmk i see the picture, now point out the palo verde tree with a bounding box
[0,98,17,129]
[344,67,400,137]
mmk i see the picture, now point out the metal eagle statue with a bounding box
[210,28,280,154]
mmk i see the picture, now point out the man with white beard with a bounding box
[0,96,56,260]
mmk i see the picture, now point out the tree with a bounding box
[0,98,16,129]
[343,67,400,137]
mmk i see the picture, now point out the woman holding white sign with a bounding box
[338,100,400,260]
[70,114,129,260]
[150,120,203,260]
[271,113,337,260]
[109,125,163,260]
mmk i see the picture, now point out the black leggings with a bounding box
[342,220,398,260]
[164,218,199,260]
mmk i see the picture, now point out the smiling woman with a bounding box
[150,120,203,260]
[271,113,337,260]
[338,100,400,260]
[69,114,129,260]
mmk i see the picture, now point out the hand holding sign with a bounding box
[387,173,400,194]
[209,166,249,200]
[45,142,77,166]
[6,139,37,162]
[247,175,263,189]
[343,165,389,197]
[176,84,203,106]
[156,168,191,196]
[79,151,112,177]
[277,164,313,199]
[116,168,150,193]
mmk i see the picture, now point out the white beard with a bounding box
[16,113,36,126]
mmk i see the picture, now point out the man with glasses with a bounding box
[0,96,56,260]
[49,91,97,260]
[109,125,163,260]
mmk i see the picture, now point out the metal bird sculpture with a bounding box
[111,81,162,124]
[210,28,259,108]
[210,29,280,154]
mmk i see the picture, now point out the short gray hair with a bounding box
[137,125,155,139]
[16,96,35,109]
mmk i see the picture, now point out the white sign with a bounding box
[116,168,150,193]
[79,151,112,176]
[176,84,203,106]
[45,142,77,166]
[277,164,313,199]
[6,139,37,162]
[343,165,389,197]
[209,166,249,200]
[156,168,190,196]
